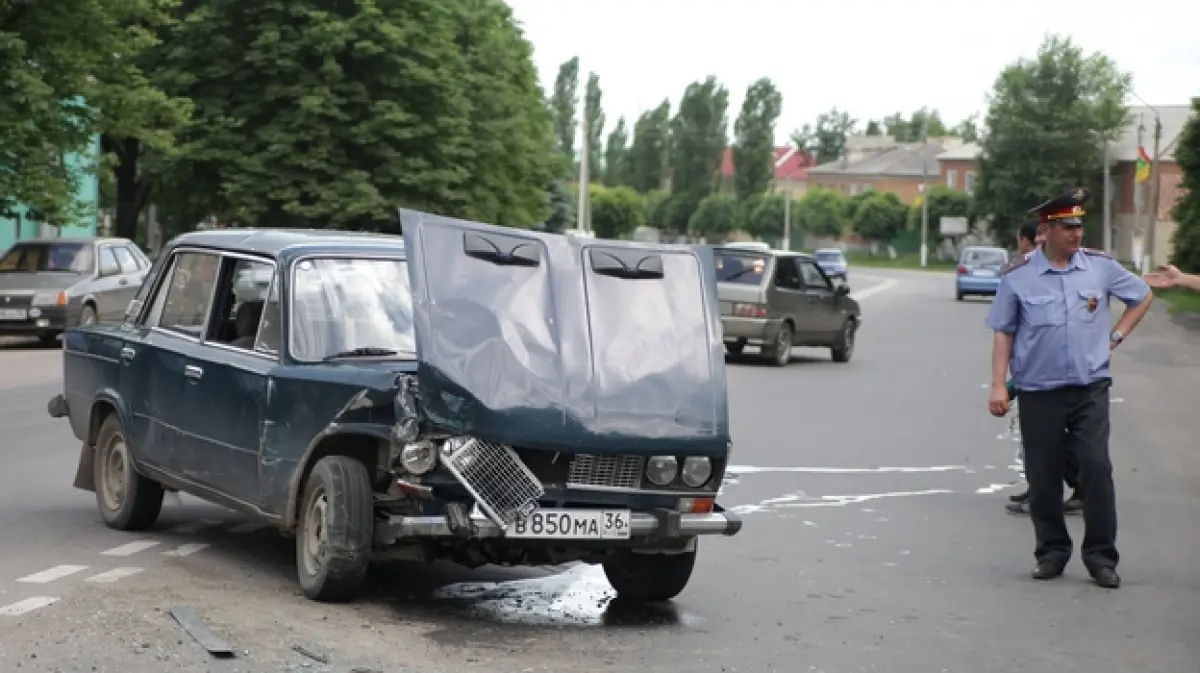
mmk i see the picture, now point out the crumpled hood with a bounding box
[399,209,731,457]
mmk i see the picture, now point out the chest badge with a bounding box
[1086,296,1098,313]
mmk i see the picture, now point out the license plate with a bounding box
[505,508,631,540]
[973,269,997,277]
[0,309,27,320]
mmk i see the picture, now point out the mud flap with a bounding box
[73,441,96,492]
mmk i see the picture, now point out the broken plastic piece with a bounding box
[169,606,235,658]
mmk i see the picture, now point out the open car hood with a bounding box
[399,209,731,457]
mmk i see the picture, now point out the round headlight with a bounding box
[645,455,678,486]
[680,457,712,487]
[399,441,437,475]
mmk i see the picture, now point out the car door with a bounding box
[88,245,129,321]
[110,244,146,310]
[174,254,278,504]
[119,248,219,473]
[797,258,841,335]
[769,255,809,340]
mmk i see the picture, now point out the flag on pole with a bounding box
[1135,146,1151,183]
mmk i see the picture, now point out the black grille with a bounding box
[0,294,34,309]
[511,448,646,491]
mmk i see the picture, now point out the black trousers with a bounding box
[1016,379,1117,571]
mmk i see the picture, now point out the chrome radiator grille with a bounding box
[567,454,645,490]
[440,438,544,528]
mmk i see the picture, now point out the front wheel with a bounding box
[94,413,163,531]
[831,318,856,362]
[602,549,697,602]
[296,456,374,602]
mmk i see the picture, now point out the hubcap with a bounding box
[100,435,127,512]
[301,491,329,577]
[777,328,790,364]
[843,323,855,355]
[82,309,95,325]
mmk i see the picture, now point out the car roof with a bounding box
[814,248,843,253]
[168,228,406,258]
[961,246,1006,253]
[713,245,814,261]
[11,236,133,245]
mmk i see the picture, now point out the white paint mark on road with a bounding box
[86,567,143,584]
[230,522,268,534]
[728,464,969,475]
[850,278,898,301]
[163,543,210,557]
[733,488,955,514]
[18,565,89,584]
[976,483,1018,494]
[101,540,161,557]
[0,597,59,616]
[169,519,222,534]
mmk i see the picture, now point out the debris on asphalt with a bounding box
[169,606,235,658]
[292,643,330,664]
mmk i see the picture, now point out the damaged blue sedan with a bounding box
[47,210,742,603]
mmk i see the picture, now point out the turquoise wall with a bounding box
[0,133,101,253]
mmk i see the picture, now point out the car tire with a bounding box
[762,322,792,367]
[955,291,964,301]
[602,548,697,603]
[80,304,98,326]
[724,340,745,355]
[94,413,164,531]
[296,456,374,603]
[831,318,856,363]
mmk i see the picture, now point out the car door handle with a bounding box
[184,365,204,381]
[120,347,136,362]
[119,278,129,286]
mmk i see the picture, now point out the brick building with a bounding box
[805,138,962,204]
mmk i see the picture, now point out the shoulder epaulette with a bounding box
[1082,248,1112,259]
[1002,256,1030,275]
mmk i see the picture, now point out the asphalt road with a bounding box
[1,269,1198,673]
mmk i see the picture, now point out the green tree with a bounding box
[156,0,556,230]
[973,35,1131,244]
[732,77,783,201]
[795,187,848,238]
[852,191,908,242]
[603,116,630,186]
[907,184,971,242]
[791,107,856,164]
[0,0,186,226]
[688,193,738,238]
[542,180,575,232]
[952,114,980,142]
[643,188,670,228]
[845,191,873,221]
[584,72,605,180]
[589,185,644,239]
[1168,97,1200,271]
[668,76,729,233]
[864,120,883,136]
[882,108,949,142]
[627,101,671,193]
[743,194,788,242]
[550,56,580,163]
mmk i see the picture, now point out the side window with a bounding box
[98,247,121,276]
[209,257,275,351]
[149,252,220,337]
[773,257,801,290]
[112,246,139,274]
[799,261,832,291]
[254,274,282,355]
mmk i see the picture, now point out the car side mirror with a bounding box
[835,284,850,296]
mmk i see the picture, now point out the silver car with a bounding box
[0,237,152,344]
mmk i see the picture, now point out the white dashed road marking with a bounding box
[102,540,161,557]
[850,277,898,301]
[17,565,89,584]
[86,567,144,584]
[0,597,59,616]
[163,543,210,557]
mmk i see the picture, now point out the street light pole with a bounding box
[1145,116,1163,267]
[1102,141,1112,254]
[576,107,590,234]
[919,116,930,268]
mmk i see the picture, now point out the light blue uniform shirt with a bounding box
[985,248,1150,392]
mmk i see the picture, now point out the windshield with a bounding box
[288,257,416,361]
[962,249,1007,266]
[715,251,769,285]
[815,251,844,262]
[0,242,94,273]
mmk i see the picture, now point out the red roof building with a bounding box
[719,146,815,198]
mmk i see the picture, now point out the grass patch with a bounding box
[843,251,957,271]
[1154,288,1200,315]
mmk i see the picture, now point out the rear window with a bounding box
[715,250,769,285]
[0,242,94,273]
[961,249,1007,266]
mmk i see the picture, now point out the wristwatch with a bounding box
[1110,329,1125,345]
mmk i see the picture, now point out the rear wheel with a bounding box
[602,549,697,602]
[955,291,964,301]
[831,318,856,363]
[94,413,163,531]
[296,456,374,602]
[762,322,793,367]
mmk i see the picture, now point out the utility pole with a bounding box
[1134,120,1144,269]
[1145,116,1163,268]
[576,109,590,233]
[782,197,791,251]
[1102,141,1112,254]
[919,116,930,268]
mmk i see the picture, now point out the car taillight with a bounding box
[733,303,768,318]
[957,265,968,275]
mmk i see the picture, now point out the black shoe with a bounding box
[1031,561,1065,580]
[1009,490,1029,503]
[1063,497,1084,515]
[1005,501,1029,515]
[1091,567,1120,589]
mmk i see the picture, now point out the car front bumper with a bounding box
[376,508,743,546]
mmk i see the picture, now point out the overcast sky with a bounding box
[506,0,1199,145]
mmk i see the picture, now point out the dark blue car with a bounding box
[47,210,742,604]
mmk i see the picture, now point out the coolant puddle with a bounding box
[418,563,705,629]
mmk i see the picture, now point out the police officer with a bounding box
[1005,221,1083,516]
[985,187,1153,589]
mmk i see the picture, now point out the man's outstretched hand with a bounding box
[1143,263,1182,289]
